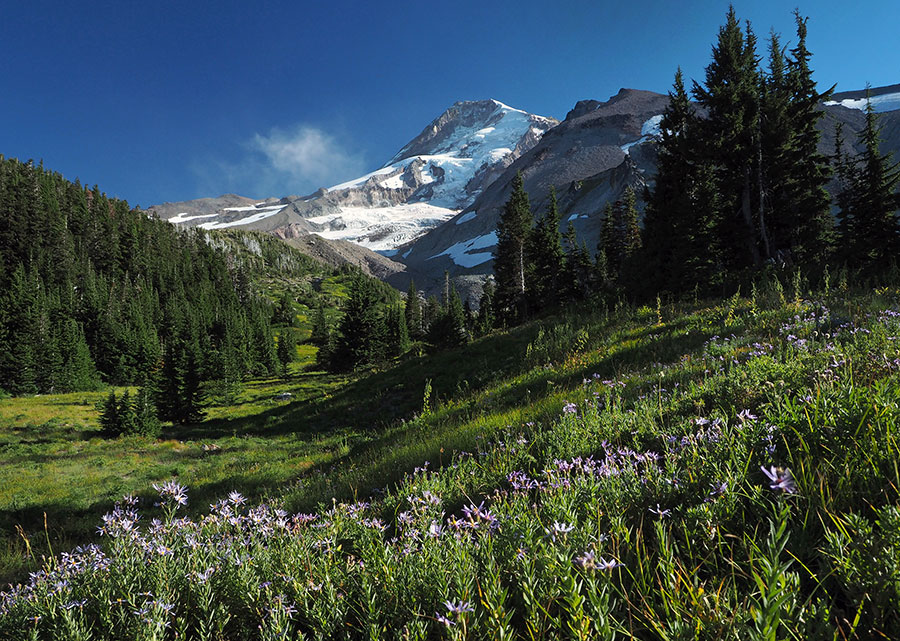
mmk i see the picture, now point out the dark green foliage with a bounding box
[156,333,207,425]
[327,276,387,372]
[776,13,835,265]
[276,332,296,375]
[385,304,411,357]
[310,305,331,346]
[526,188,565,312]
[423,295,442,331]
[642,68,721,294]
[274,290,296,326]
[428,286,468,350]
[132,385,161,437]
[600,187,642,283]
[100,386,160,437]
[493,172,532,323]
[691,8,764,271]
[404,280,423,340]
[98,390,120,436]
[475,278,496,336]
[643,9,843,295]
[561,222,594,301]
[0,155,281,401]
[835,94,900,267]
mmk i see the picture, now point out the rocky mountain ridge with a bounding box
[149,100,557,254]
[150,83,900,301]
[397,83,900,293]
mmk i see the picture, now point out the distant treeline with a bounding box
[0,156,280,404]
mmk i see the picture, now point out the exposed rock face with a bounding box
[149,99,558,253]
[398,88,670,283]
[148,83,900,300]
[272,224,408,280]
[396,83,900,293]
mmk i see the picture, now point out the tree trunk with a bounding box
[757,145,771,260]
[742,168,762,266]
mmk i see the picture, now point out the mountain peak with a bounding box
[385,99,557,167]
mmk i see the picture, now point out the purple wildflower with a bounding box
[444,600,474,615]
[152,480,188,507]
[761,466,797,494]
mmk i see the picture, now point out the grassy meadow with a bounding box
[3,273,900,638]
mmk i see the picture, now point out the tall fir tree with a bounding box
[526,187,565,312]
[329,275,386,371]
[385,304,411,357]
[476,278,496,336]
[404,280,423,340]
[310,305,330,346]
[779,12,835,265]
[276,331,296,375]
[493,172,532,323]
[643,68,722,294]
[692,7,765,272]
[837,92,900,266]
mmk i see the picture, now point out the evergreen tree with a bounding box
[621,186,642,259]
[562,222,593,301]
[837,92,900,266]
[274,290,295,326]
[423,295,442,333]
[276,331,296,375]
[476,278,496,336]
[642,67,722,295]
[310,305,330,346]
[760,14,834,266]
[0,155,283,396]
[329,276,386,371]
[692,7,765,271]
[99,390,120,437]
[385,304,411,356]
[116,390,138,437]
[493,172,532,323]
[428,286,468,349]
[133,384,161,437]
[404,280,423,340]
[57,319,101,392]
[156,334,206,425]
[526,188,565,311]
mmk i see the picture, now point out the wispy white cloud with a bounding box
[191,124,367,198]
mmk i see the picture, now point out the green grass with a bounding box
[3,280,900,637]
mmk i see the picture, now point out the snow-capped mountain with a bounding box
[399,88,670,278]
[149,100,557,253]
[397,83,900,289]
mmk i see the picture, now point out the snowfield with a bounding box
[824,92,900,113]
[427,231,498,268]
[161,99,554,252]
[621,114,664,153]
[307,203,458,252]
[198,205,287,230]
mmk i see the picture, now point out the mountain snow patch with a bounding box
[825,92,900,113]
[198,206,288,229]
[621,114,664,153]
[169,212,220,224]
[307,203,458,252]
[428,232,497,268]
[455,211,477,225]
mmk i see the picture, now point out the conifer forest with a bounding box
[2,7,900,640]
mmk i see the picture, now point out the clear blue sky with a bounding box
[3,0,898,207]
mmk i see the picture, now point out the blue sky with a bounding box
[3,1,898,207]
